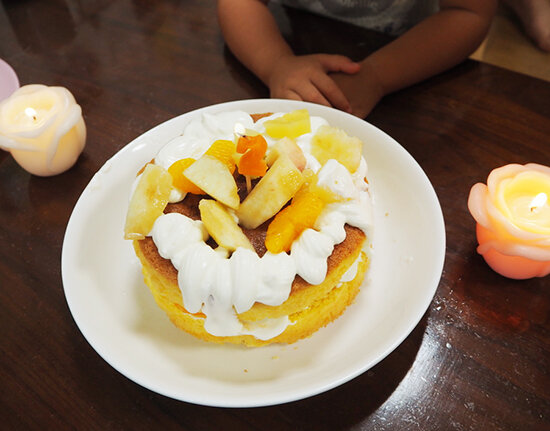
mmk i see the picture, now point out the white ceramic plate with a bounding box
[62,99,445,408]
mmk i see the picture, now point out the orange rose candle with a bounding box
[468,163,550,279]
[0,84,86,176]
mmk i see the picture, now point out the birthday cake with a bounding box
[124,108,373,346]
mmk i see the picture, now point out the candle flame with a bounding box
[24,107,38,121]
[529,192,547,212]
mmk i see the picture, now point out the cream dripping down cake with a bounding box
[123,109,373,347]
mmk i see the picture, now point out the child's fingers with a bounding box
[311,73,352,113]
[280,89,302,102]
[317,54,361,74]
[293,81,332,107]
[269,55,352,111]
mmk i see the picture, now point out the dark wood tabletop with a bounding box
[1,0,549,429]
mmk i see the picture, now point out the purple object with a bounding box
[0,58,20,102]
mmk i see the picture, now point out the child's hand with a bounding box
[331,59,384,118]
[267,54,360,113]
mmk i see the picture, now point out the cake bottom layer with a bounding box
[134,239,369,347]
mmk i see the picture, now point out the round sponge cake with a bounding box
[127,110,372,347]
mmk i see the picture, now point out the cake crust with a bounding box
[134,236,368,347]
[136,223,365,295]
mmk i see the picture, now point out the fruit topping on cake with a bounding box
[264,108,311,139]
[237,153,305,229]
[204,139,236,173]
[168,158,204,195]
[124,163,172,240]
[183,154,240,210]
[124,108,374,346]
[265,171,339,253]
[265,137,306,171]
[198,199,253,252]
[311,124,363,173]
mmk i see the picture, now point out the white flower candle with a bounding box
[468,163,550,279]
[0,84,86,176]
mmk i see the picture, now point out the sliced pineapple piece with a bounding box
[265,137,306,171]
[236,154,304,229]
[124,163,172,240]
[183,155,240,210]
[310,125,363,173]
[264,109,311,139]
[198,199,254,252]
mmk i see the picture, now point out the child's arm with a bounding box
[332,0,498,117]
[217,0,360,112]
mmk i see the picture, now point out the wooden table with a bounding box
[1,1,549,429]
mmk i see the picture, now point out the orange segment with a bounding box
[168,158,204,194]
[205,139,236,173]
[264,206,297,254]
[265,171,341,253]
[265,188,327,253]
[293,192,326,230]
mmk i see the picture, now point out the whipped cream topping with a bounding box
[340,255,362,283]
[147,110,373,339]
[151,212,296,339]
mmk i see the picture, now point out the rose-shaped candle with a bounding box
[0,84,86,176]
[468,163,550,279]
